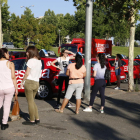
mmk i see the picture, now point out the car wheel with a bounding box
[37,81,52,100]
[122,73,128,83]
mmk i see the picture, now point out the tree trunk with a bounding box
[128,8,135,92]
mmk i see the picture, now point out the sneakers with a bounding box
[55,104,60,109]
[83,107,92,112]
[114,87,120,90]
[100,109,104,114]
[67,102,75,108]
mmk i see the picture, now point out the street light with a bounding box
[59,30,61,47]
[21,5,34,8]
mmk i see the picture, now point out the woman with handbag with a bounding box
[83,53,106,113]
[51,49,75,109]
[0,48,18,130]
[55,52,86,114]
[20,46,42,125]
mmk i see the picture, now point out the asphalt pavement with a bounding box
[0,83,140,140]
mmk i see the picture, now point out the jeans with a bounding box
[89,79,106,107]
[57,76,69,104]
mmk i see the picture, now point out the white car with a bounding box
[2,42,14,49]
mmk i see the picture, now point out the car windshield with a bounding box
[61,46,77,54]
[134,61,139,66]
[109,60,115,67]
[91,61,97,67]
[135,60,140,65]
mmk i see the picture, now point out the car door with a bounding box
[11,59,25,91]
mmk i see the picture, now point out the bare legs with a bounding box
[116,75,120,88]
[76,99,81,113]
[59,98,81,114]
[60,98,69,111]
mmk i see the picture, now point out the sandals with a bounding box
[55,109,63,113]
[75,111,79,115]
[55,109,79,115]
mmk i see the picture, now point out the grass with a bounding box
[8,46,140,58]
[112,46,140,58]
[51,47,59,56]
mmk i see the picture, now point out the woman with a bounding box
[83,53,106,113]
[55,52,86,114]
[114,54,121,90]
[20,46,42,125]
[51,49,75,109]
[0,48,18,130]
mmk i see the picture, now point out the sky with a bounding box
[7,0,140,24]
[8,0,77,17]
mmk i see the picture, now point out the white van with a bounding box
[2,42,14,49]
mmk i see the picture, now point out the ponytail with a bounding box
[98,53,105,68]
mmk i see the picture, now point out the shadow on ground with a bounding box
[71,118,125,140]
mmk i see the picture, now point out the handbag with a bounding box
[104,68,111,80]
[12,95,20,116]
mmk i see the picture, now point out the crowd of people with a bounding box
[0,46,121,130]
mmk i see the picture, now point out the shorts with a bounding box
[65,83,84,99]
[115,68,121,76]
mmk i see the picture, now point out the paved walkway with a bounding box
[0,83,140,140]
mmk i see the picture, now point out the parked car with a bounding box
[9,51,26,58]
[92,58,126,85]
[71,58,126,86]
[39,49,57,58]
[120,59,140,82]
[2,42,14,49]
[11,57,65,99]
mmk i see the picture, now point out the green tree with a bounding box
[40,9,57,26]
[1,3,10,33]
[135,23,140,41]
[10,8,57,49]
[66,0,140,91]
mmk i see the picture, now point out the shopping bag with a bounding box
[12,95,20,116]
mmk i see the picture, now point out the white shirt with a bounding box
[56,57,70,76]
[94,63,106,80]
[26,58,42,82]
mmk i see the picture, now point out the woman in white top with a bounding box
[51,49,75,109]
[83,53,106,113]
[20,46,42,125]
[0,48,18,130]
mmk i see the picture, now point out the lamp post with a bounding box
[59,30,61,47]
[21,5,34,9]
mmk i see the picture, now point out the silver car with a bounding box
[2,42,14,49]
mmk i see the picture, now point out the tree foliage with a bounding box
[10,8,57,49]
[135,23,140,41]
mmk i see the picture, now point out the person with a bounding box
[20,46,42,125]
[0,48,18,130]
[55,52,86,114]
[51,49,75,109]
[83,53,106,113]
[9,51,15,60]
[114,54,121,90]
